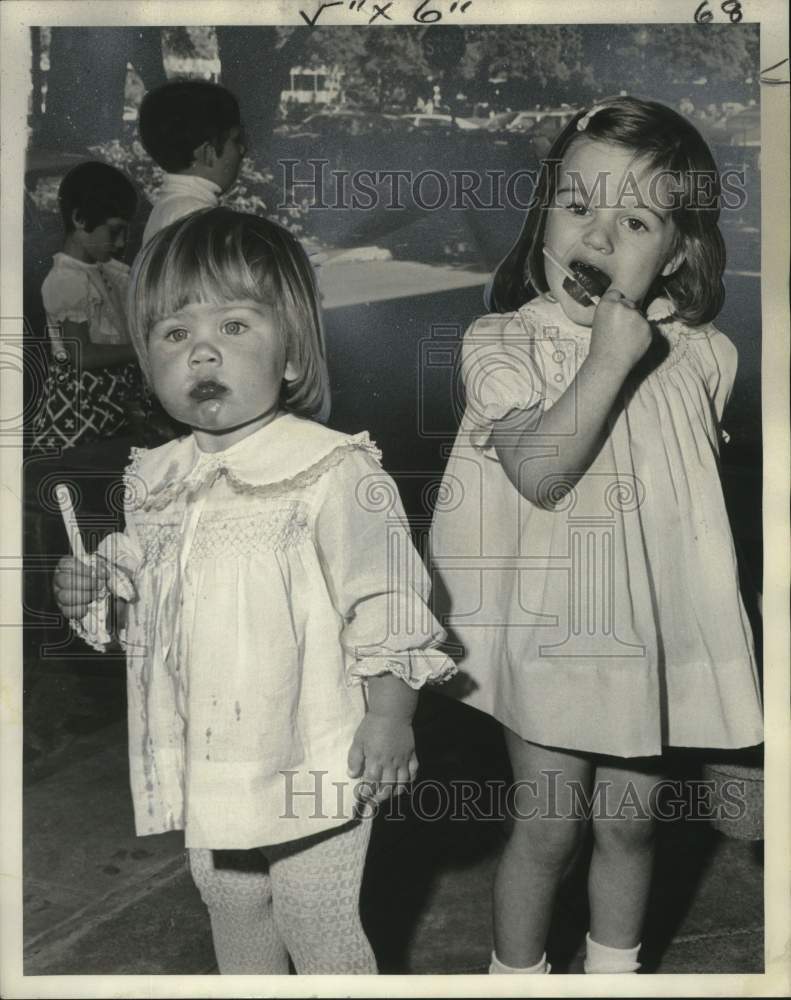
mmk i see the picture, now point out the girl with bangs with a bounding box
[431,96,762,974]
[53,207,455,975]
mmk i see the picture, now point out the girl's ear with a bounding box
[71,209,86,231]
[662,246,686,277]
[284,358,299,381]
[192,140,215,167]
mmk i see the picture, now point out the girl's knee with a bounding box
[593,814,655,854]
[507,815,586,870]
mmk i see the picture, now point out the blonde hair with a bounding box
[128,208,330,420]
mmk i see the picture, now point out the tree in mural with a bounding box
[31,27,167,149]
[214,27,310,153]
[610,24,759,89]
[458,25,589,107]
[29,22,759,154]
[31,25,312,156]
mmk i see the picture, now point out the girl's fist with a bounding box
[53,555,107,619]
[589,288,652,373]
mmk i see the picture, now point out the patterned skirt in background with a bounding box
[30,357,148,454]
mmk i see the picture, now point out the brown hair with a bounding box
[59,161,137,233]
[489,96,726,326]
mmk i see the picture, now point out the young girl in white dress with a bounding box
[32,161,144,452]
[430,96,762,975]
[53,207,455,975]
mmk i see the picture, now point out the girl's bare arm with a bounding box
[493,290,651,508]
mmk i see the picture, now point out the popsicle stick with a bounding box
[542,246,600,305]
[55,484,89,563]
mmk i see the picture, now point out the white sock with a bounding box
[489,950,551,974]
[584,932,641,973]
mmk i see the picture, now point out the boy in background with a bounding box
[139,80,246,244]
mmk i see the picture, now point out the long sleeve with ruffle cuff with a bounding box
[344,646,457,690]
[69,581,114,652]
[67,530,142,652]
[315,449,456,691]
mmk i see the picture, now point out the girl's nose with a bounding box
[188,339,221,367]
[582,217,614,254]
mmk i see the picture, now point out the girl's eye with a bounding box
[164,328,188,343]
[566,203,590,217]
[623,217,649,233]
[222,320,247,335]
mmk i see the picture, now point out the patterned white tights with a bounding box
[188,819,377,975]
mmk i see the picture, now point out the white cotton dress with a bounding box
[430,295,763,758]
[75,414,455,849]
[41,253,131,347]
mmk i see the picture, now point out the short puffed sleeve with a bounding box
[460,311,549,452]
[315,448,456,690]
[705,328,739,423]
[41,267,90,326]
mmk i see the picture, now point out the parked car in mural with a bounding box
[506,107,577,134]
[400,113,459,135]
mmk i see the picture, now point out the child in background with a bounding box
[53,208,454,974]
[32,161,144,452]
[431,97,762,975]
[139,81,246,244]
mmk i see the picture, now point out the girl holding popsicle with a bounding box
[431,96,762,974]
[52,208,454,974]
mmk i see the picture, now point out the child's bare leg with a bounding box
[588,760,660,951]
[188,848,290,974]
[493,730,593,968]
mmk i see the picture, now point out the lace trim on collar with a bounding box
[125,434,382,513]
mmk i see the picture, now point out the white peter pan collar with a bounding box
[125,413,381,513]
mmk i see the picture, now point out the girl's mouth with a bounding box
[189,380,229,402]
[563,260,612,305]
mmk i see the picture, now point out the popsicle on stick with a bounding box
[55,484,89,563]
[542,245,602,306]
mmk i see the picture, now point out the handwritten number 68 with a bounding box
[695,0,744,23]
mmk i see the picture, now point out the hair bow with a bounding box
[577,104,608,132]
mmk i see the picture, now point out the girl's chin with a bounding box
[190,408,284,446]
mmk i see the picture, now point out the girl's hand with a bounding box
[53,555,108,619]
[589,288,652,374]
[347,713,419,807]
